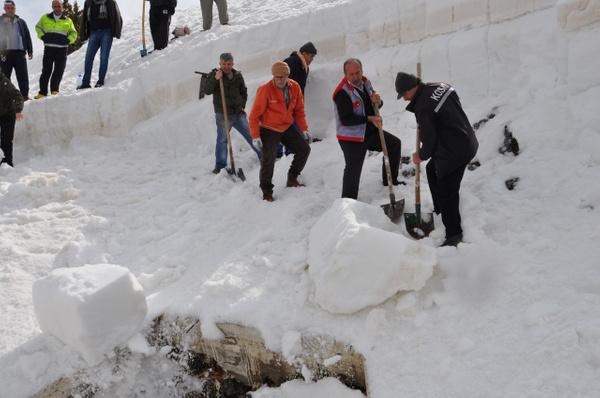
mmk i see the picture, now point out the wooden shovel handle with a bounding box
[415,63,422,205]
[219,77,236,171]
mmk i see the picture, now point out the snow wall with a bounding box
[16,0,600,154]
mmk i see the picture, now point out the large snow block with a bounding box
[33,264,148,366]
[308,199,436,314]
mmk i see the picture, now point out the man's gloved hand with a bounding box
[253,138,263,151]
[169,7,175,15]
[302,131,311,143]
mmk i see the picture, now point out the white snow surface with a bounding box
[1,0,600,396]
[32,264,147,366]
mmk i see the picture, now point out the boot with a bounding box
[441,233,463,247]
[262,190,275,202]
[286,173,305,188]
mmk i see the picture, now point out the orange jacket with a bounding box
[249,79,308,139]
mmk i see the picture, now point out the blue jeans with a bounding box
[83,29,113,86]
[215,112,261,170]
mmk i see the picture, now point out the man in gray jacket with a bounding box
[0,0,33,100]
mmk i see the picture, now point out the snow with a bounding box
[0,0,599,396]
[308,199,436,314]
[32,264,147,366]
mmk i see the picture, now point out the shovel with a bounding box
[219,77,245,181]
[140,0,147,57]
[374,102,404,223]
[404,60,434,238]
[404,127,435,239]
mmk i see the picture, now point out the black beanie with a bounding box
[299,42,317,55]
[395,72,420,99]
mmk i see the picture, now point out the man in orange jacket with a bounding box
[249,61,311,202]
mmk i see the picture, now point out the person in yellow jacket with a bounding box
[34,0,77,98]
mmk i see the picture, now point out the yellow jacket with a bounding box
[35,13,77,48]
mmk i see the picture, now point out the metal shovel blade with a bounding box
[381,198,405,223]
[226,168,246,182]
[404,211,435,239]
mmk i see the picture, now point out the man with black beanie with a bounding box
[396,72,479,247]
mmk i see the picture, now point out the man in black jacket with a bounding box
[204,52,260,174]
[0,70,24,167]
[0,0,33,100]
[79,0,122,89]
[147,0,176,51]
[283,42,316,95]
[396,72,478,247]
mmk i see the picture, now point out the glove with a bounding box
[302,131,312,143]
[253,138,263,151]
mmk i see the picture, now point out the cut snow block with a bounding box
[32,264,148,366]
[308,199,437,314]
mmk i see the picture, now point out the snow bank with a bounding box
[557,0,600,29]
[250,377,365,397]
[308,199,436,314]
[32,264,147,366]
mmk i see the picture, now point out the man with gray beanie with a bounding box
[249,61,311,202]
[396,72,478,247]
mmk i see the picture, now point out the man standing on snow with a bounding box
[147,0,176,51]
[0,69,24,167]
[249,61,311,202]
[284,42,316,95]
[34,0,77,98]
[0,0,33,101]
[204,52,260,174]
[200,0,228,31]
[78,0,123,89]
[278,41,317,157]
[396,72,478,247]
[333,58,402,200]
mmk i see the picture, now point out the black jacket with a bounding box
[0,72,23,116]
[147,0,177,7]
[204,68,248,115]
[0,15,33,55]
[284,51,308,94]
[80,0,123,41]
[406,82,478,177]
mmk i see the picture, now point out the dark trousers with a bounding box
[39,47,68,95]
[426,161,467,238]
[0,50,29,97]
[0,113,16,166]
[150,5,171,51]
[259,126,311,192]
[338,127,401,200]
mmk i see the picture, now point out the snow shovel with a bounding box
[140,0,147,57]
[404,127,435,239]
[374,102,404,223]
[195,71,208,99]
[219,77,246,181]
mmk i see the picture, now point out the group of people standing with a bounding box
[205,44,478,247]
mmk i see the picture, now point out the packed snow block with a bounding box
[557,0,600,30]
[308,199,436,314]
[425,1,455,36]
[448,28,489,100]
[32,264,148,366]
[489,0,535,23]
[453,0,490,29]
[400,0,427,43]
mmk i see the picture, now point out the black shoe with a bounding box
[383,179,407,187]
[441,233,463,247]
[212,169,221,174]
[77,83,92,90]
[95,83,104,88]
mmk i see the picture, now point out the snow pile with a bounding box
[32,264,148,366]
[308,199,436,314]
[250,377,366,397]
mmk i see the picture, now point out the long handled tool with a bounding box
[140,0,147,57]
[219,77,245,181]
[405,63,434,238]
[374,102,404,223]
